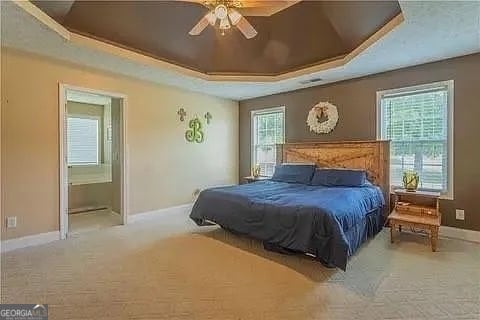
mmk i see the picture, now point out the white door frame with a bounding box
[58,83,129,239]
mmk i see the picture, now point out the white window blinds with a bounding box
[378,81,453,194]
[67,116,100,165]
[252,107,285,176]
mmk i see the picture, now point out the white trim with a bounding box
[11,0,70,40]
[1,203,190,252]
[376,80,454,200]
[129,203,193,224]
[66,90,112,106]
[120,95,129,225]
[1,231,60,253]
[439,226,480,243]
[250,106,286,177]
[59,84,128,239]
[1,223,475,253]
[59,84,68,240]
[60,84,127,100]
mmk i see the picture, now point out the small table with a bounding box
[243,176,270,183]
[388,189,441,251]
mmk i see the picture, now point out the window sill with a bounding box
[68,164,100,168]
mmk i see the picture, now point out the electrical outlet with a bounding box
[455,209,465,221]
[6,216,17,228]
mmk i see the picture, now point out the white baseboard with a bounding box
[4,207,474,254]
[0,204,193,252]
[439,226,480,243]
[1,231,60,253]
[129,203,193,224]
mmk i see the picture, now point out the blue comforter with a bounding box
[190,181,385,270]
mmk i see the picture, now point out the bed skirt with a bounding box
[261,207,385,270]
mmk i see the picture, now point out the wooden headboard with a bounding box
[276,140,390,204]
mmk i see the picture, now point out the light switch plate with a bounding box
[455,209,465,220]
[6,216,17,228]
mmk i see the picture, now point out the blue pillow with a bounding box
[271,164,316,184]
[311,168,367,187]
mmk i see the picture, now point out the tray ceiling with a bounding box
[4,1,478,100]
[32,0,401,75]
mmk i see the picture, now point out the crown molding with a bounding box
[12,0,70,40]
[12,0,403,83]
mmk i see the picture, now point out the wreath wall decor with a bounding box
[306,102,339,134]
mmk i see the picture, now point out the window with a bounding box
[251,107,285,176]
[377,80,453,197]
[67,116,100,165]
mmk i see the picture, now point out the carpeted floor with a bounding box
[69,209,122,235]
[1,213,479,320]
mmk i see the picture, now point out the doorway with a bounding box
[59,84,128,239]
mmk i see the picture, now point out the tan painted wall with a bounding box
[111,98,121,214]
[240,53,480,231]
[68,182,113,210]
[1,49,239,240]
[0,41,3,241]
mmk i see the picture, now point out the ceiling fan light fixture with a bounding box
[189,1,258,39]
[228,9,242,25]
[214,4,228,20]
[219,17,231,30]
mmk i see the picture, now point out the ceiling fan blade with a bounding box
[189,17,209,35]
[228,9,242,26]
[205,11,217,26]
[236,17,258,39]
[189,11,217,36]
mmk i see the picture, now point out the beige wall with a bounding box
[240,53,480,231]
[1,49,239,240]
[0,45,3,241]
[68,182,113,210]
[111,98,121,214]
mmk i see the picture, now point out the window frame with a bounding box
[376,80,454,199]
[250,106,286,177]
[67,113,102,167]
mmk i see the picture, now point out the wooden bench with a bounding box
[388,189,441,251]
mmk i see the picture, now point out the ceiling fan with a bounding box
[188,1,258,39]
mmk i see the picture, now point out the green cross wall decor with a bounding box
[177,108,186,121]
[204,112,212,124]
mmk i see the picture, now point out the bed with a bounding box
[190,141,390,270]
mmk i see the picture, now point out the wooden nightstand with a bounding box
[243,176,270,183]
[388,189,441,251]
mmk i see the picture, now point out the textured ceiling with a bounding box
[1,1,480,100]
[31,1,401,75]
